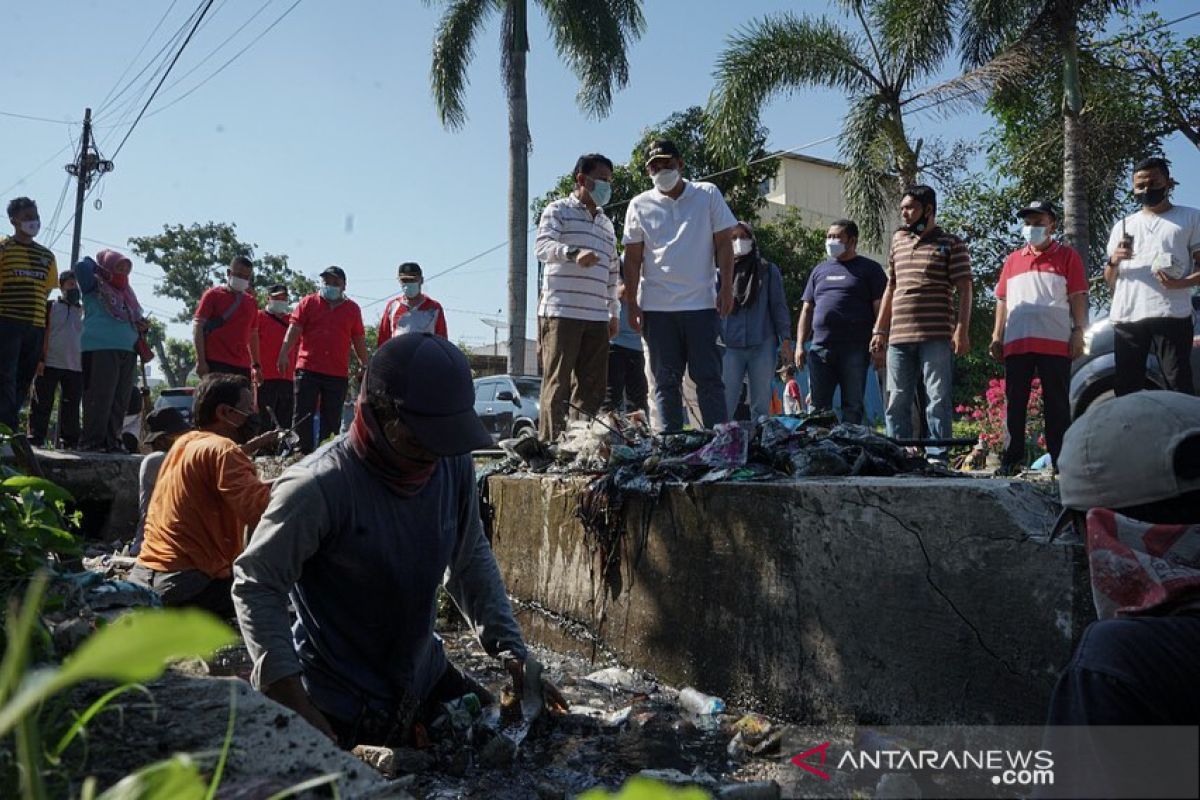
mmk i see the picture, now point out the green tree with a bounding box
[532,106,778,243]
[707,1,960,248]
[144,318,195,388]
[427,0,645,375]
[127,222,309,322]
[751,207,827,320]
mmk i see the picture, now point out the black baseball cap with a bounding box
[1016,200,1058,221]
[644,139,682,168]
[144,407,190,444]
[398,262,423,278]
[267,283,288,296]
[366,333,492,456]
[320,266,347,282]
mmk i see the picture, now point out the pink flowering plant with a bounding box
[955,377,1046,459]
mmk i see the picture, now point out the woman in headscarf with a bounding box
[721,221,793,421]
[75,248,148,452]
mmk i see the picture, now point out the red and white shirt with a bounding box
[377,295,447,345]
[995,241,1087,358]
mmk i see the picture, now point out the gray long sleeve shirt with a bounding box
[231,438,526,724]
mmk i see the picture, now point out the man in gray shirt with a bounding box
[233,333,558,747]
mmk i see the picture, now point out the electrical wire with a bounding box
[95,0,183,114]
[0,109,75,125]
[153,0,278,97]
[0,143,74,197]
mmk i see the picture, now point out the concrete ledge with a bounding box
[31,449,143,540]
[487,475,1093,725]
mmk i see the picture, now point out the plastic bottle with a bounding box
[679,686,725,715]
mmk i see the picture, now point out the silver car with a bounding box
[473,375,541,443]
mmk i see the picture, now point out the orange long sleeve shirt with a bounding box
[137,430,272,579]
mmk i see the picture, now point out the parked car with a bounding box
[1069,297,1200,420]
[473,375,540,444]
[153,386,196,425]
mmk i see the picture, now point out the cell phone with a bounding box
[1121,218,1134,251]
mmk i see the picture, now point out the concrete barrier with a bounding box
[32,450,143,540]
[486,474,1092,725]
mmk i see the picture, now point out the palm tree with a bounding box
[427,0,645,375]
[707,1,958,248]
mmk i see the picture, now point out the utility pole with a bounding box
[65,108,113,267]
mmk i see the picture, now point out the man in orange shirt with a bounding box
[130,373,272,616]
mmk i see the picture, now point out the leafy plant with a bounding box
[955,377,1046,464]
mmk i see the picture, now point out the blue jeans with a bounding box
[722,338,777,421]
[0,318,45,432]
[642,309,726,431]
[807,341,870,424]
[884,339,953,456]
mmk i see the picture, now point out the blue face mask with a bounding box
[588,178,612,207]
[402,282,421,299]
[320,285,343,302]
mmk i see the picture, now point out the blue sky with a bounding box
[3,0,1198,378]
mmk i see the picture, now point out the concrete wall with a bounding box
[487,475,1092,725]
[34,450,143,540]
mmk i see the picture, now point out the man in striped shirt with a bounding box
[990,201,1088,474]
[535,153,620,441]
[871,185,972,463]
[0,197,58,433]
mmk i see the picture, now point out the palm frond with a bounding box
[905,39,1041,116]
[957,0,1042,67]
[429,0,498,130]
[707,12,878,163]
[873,0,956,88]
[839,95,903,249]
[537,0,646,118]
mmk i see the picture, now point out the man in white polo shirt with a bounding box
[534,153,620,441]
[622,139,738,431]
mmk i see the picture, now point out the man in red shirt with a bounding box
[194,256,260,381]
[256,283,296,433]
[276,266,368,453]
[377,262,448,345]
[990,201,1089,474]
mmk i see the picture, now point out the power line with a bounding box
[0,109,76,125]
[154,0,278,97]
[95,0,183,113]
[1089,9,1200,48]
[0,143,74,197]
[110,0,217,160]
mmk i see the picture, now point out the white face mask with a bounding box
[1022,225,1048,247]
[825,239,846,259]
[652,169,680,193]
[732,238,753,258]
[20,219,40,237]
[267,299,289,314]
[228,275,250,292]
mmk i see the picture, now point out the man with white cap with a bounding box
[233,332,563,748]
[1046,391,1200,795]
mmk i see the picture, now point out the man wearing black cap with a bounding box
[276,266,368,453]
[255,284,296,436]
[989,201,1089,474]
[233,333,557,747]
[377,262,448,346]
[622,139,738,431]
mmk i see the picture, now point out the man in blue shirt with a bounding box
[795,219,887,424]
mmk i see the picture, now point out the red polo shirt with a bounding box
[195,286,259,369]
[293,294,364,378]
[256,309,296,381]
[995,241,1087,357]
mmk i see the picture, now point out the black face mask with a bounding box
[905,206,931,234]
[1134,186,1168,207]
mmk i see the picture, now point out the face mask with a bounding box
[20,219,40,237]
[825,239,846,259]
[228,275,250,292]
[109,272,129,290]
[905,210,929,235]
[1134,186,1168,207]
[402,282,421,299]
[731,238,753,258]
[227,407,261,444]
[267,299,289,314]
[320,285,343,302]
[65,288,81,305]
[1022,225,1048,247]
[588,179,612,207]
[652,169,680,193]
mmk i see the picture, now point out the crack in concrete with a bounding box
[852,488,1023,677]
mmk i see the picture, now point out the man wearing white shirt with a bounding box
[622,139,738,431]
[1104,156,1200,396]
[534,153,620,441]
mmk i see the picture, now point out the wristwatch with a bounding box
[566,247,580,262]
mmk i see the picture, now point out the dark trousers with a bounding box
[81,349,137,451]
[128,564,235,618]
[294,369,348,453]
[604,345,649,414]
[29,367,83,448]
[206,360,252,379]
[808,341,871,424]
[642,309,726,431]
[1003,352,1070,468]
[0,318,44,432]
[258,378,294,431]
[1113,316,1195,396]
[537,316,610,441]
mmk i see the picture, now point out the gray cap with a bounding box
[1058,391,1200,510]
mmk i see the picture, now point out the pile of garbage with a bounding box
[488,412,951,490]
